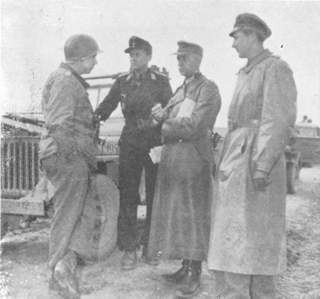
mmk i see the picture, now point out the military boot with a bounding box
[162,259,189,284]
[54,250,80,299]
[175,260,201,297]
[141,246,160,266]
[121,250,137,270]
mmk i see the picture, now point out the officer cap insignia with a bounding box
[124,36,152,55]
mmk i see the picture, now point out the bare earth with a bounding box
[1,166,320,299]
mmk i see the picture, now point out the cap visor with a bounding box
[172,51,187,56]
[229,27,239,37]
[124,47,132,53]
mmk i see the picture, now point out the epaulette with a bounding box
[150,70,169,80]
[118,72,130,79]
[118,71,130,77]
[56,69,72,82]
[270,54,280,59]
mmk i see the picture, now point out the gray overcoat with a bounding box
[208,50,297,275]
[148,73,221,261]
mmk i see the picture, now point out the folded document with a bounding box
[149,146,163,164]
[176,98,195,118]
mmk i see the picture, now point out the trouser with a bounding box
[213,271,276,299]
[41,153,89,270]
[56,250,78,274]
[117,145,158,251]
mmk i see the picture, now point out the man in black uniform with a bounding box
[95,36,172,270]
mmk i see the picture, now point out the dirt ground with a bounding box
[1,165,320,299]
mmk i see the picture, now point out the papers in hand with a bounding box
[176,98,195,118]
[149,146,163,164]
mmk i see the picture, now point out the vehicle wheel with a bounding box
[1,214,9,239]
[287,163,297,194]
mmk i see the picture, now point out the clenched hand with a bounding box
[253,170,271,191]
[151,103,167,123]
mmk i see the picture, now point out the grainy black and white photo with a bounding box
[1,1,320,298]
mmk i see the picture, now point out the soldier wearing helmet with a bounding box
[63,34,101,73]
[40,34,117,299]
[95,36,172,271]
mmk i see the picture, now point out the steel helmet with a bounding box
[64,34,101,62]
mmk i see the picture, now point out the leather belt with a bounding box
[229,119,259,130]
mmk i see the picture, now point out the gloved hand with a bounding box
[253,170,271,191]
[93,112,102,125]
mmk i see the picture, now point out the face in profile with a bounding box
[129,49,151,71]
[81,54,98,74]
[177,54,200,77]
[232,30,253,58]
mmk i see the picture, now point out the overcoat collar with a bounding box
[240,49,273,74]
[183,72,203,87]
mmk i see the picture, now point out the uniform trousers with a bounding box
[117,144,157,251]
[42,153,89,270]
[213,271,276,299]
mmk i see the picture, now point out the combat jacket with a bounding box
[40,63,97,167]
[95,68,172,151]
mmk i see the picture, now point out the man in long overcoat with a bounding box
[95,36,172,270]
[148,41,221,297]
[208,13,297,297]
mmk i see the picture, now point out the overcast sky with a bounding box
[1,0,320,126]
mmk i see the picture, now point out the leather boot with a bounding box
[54,250,80,299]
[141,246,160,266]
[162,259,189,284]
[121,250,137,270]
[175,260,201,298]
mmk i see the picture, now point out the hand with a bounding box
[151,104,166,123]
[93,113,102,124]
[253,170,271,191]
[137,118,153,130]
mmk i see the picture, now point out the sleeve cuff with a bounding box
[255,164,270,174]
